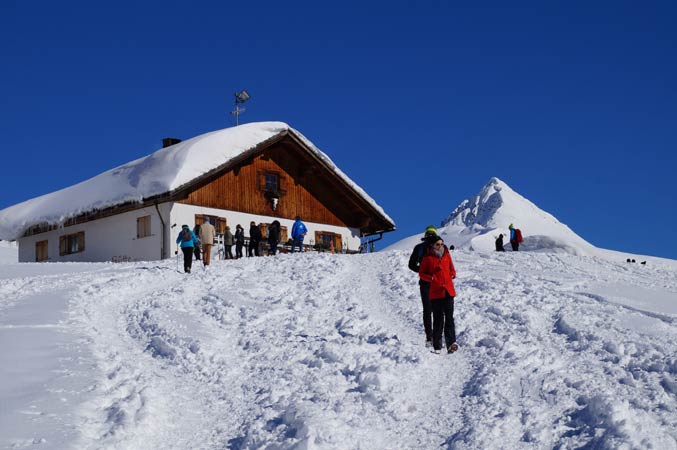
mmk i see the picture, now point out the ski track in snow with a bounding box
[2,250,676,449]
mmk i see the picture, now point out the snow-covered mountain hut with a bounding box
[0,122,395,262]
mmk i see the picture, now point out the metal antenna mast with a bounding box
[230,90,250,126]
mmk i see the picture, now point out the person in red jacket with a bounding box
[419,237,458,354]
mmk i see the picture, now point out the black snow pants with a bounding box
[419,280,433,342]
[181,247,194,273]
[431,295,456,351]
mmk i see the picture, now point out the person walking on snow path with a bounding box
[418,236,458,354]
[199,217,216,266]
[176,225,200,273]
[408,225,440,348]
[193,224,202,261]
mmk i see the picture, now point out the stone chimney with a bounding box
[162,137,182,148]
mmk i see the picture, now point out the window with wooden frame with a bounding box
[265,172,279,192]
[257,171,286,196]
[59,232,85,256]
[314,231,342,251]
[195,215,227,234]
[137,215,151,239]
[35,240,48,262]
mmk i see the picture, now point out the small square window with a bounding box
[59,232,85,256]
[264,173,279,192]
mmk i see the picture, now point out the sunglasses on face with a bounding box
[434,242,444,247]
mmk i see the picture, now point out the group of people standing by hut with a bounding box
[175,215,307,273]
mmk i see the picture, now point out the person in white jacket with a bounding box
[198,217,216,266]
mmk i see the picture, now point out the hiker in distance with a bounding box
[223,225,234,259]
[268,220,281,255]
[234,224,245,258]
[495,233,505,252]
[176,225,200,273]
[192,223,202,261]
[509,223,523,251]
[291,216,308,253]
[249,221,262,257]
[408,225,440,348]
[199,217,216,266]
[418,236,458,354]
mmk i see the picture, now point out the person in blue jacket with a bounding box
[176,224,200,273]
[291,216,308,253]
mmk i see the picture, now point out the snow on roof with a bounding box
[0,121,394,240]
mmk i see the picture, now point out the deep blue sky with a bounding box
[2,1,676,259]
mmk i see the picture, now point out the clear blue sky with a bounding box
[2,1,676,259]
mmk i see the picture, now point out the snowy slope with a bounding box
[1,251,676,449]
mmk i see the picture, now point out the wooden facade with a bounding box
[178,134,389,233]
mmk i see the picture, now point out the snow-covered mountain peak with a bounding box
[388,177,604,256]
[442,176,554,230]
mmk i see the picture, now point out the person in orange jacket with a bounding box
[418,236,458,354]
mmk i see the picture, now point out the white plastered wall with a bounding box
[17,203,173,263]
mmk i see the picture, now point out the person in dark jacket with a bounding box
[234,224,245,259]
[268,220,281,255]
[249,221,262,257]
[408,225,440,347]
[176,225,200,273]
[223,226,234,259]
[193,224,202,261]
[495,233,505,252]
[419,236,458,354]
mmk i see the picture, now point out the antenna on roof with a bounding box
[230,90,250,126]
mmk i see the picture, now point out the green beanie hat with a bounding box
[424,225,438,237]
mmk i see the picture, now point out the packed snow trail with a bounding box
[69,253,469,449]
[1,250,676,449]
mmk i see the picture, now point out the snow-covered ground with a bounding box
[1,250,676,449]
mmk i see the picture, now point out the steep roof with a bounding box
[0,122,395,240]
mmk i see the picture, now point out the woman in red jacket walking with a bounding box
[419,237,458,354]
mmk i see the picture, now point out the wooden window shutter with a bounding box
[335,234,342,250]
[280,226,288,243]
[77,232,85,252]
[218,217,227,234]
[59,236,66,256]
[36,240,48,262]
[315,231,321,245]
[257,171,266,191]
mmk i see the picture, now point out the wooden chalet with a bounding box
[0,122,395,262]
